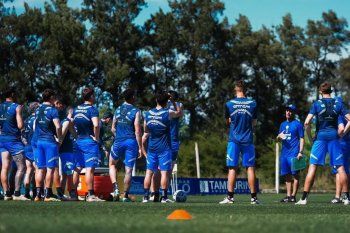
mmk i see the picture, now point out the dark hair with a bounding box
[156,90,169,107]
[42,89,56,102]
[168,90,179,101]
[123,89,135,102]
[319,82,332,94]
[235,80,246,93]
[82,87,94,101]
[55,95,69,106]
[3,88,16,99]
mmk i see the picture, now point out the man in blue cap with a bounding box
[276,104,304,203]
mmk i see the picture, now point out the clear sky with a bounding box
[5,0,350,29]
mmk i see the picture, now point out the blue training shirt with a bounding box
[167,101,182,142]
[0,101,21,141]
[145,107,171,153]
[60,118,74,153]
[113,102,140,142]
[310,98,348,141]
[338,116,350,142]
[279,120,304,157]
[73,103,99,139]
[225,97,257,145]
[35,104,60,142]
[23,114,36,147]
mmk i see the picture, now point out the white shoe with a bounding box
[4,195,13,201]
[161,198,174,203]
[343,199,349,205]
[295,199,307,205]
[86,195,105,202]
[13,195,31,201]
[251,198,260,204]
[142,196,149,203]
[219,196,234,204]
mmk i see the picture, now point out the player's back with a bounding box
[114,103,139,141]
[312,98,346,141]
[60,118,73,153]
[0,101,21,141]
[23,115,35,145]
[73,103,98,139]
[145,108,171,153]
[35,104,58,141]
[226,97,257,145]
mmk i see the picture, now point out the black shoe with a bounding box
[289,196,296,203]
[280,196,290,203]
[331,197,342,204]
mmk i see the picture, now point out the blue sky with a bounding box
[5,0,350,29]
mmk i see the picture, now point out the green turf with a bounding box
[1,194,350,233]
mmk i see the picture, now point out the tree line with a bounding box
[1,0,350,180]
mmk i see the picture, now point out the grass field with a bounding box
[1,194,350,233]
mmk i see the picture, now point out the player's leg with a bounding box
[291,173,299,202]
[59,153,75,201]
[143,151,157,203]
[220,141,239,204]
[11,153,25,200]
[297,141,326,204]
[1,151,12,200]
[109,142,122,200]
[34,142,46,201]
[279,156,291,202]
[23,159,34,199]
[44,142,59,201]
[159,150,172,203]
[54,159,64,199]
[242,144,258,204]
[122,140,138,202]
[150,170,161,202]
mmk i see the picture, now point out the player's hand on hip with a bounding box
[137,149,143,159]
[297,153,303,160]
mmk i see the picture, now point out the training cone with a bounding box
[167,209,192,220]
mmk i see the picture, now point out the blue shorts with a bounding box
[60,152,75,175]
[332,140,350,175]
[75,138,99,168]
[36,140,59,169]
[110,139,138,168]
[280,155,298,176]
[24,145,34,162]
[0,141,24,156]
[310,139,343,167]
[226,142,255,167]
[147,150,172,172]
[171,141,180,161]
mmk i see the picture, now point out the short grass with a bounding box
[1,194,350,233]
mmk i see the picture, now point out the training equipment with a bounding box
[173,190,187,202]
[291,156,307,172]
[167,209,192,220]
[219,196,234,204]
[171,163,178,194]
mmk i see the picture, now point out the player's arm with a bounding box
[91,116,100,142]
[298,138,305,160]
[169,97,182,119]
[16,105,24,130]
[53,118,62,144]
[134,111,143,158]
[142,120,149,157]
[304,113,314,145]
[69,120,77,139]
[61,120,70,139]
[111,116,117,136]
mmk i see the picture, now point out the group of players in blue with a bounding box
[1,80,350,204]
[0,87,183,203]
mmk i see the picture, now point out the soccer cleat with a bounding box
[160,197,174,203]
[4,195,13,201]
[44,196,61,202]
[331,197,342,204]
[34,196,43,202]
[142,196,150,203]
[289,196,296,203]
[295,199,307,205]
[250,197,260,205]
[13,195,31,201]
[122,197,132,203]
[343,198,349,205]
[280,196,290,203]
[86,195,105,202]
[219,196,234,204]
[111,189,120,202]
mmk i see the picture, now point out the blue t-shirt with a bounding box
[167,101,182,142]
[113,102,140,142]
[145,108,171,153]
[23,114,36,147]
[35,104,60,142]
[279,120,304,157]
[73,103,99,139]
[0,101,21,142]
[338,116,350,142]
[60,118,74,153]
[310,98,348,141]
[225,98,257,145]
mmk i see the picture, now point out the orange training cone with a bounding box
[167,209,193,220]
